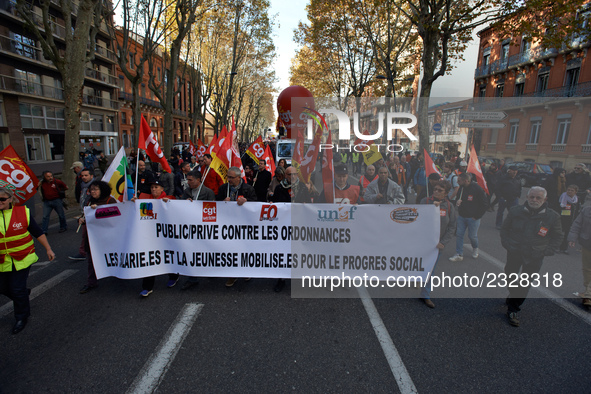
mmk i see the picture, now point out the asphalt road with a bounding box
[1,185,590,393]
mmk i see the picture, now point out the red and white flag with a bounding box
[423,149,442,180]
[467,145,489,195]
[195,139,206,158]
[246,136,266,162]
[139,115,171,173]
[263,144,276,174]
[322,131,334,203]
[189,141,197,156]
[0,145,38,205]
[299,124,323,183]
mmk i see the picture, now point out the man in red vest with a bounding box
[358,165,377,203]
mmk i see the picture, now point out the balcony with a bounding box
[84,67,118,87]
[551,144,566,152]
[476,47,560,78]
[0,74,64,100]
[118,91,162,109]
[525,143,538,151]
[92,45,116,62]
[0,1,67,39]
[582,145,591,154]
[82,94,119,109]
[0,33,61,67]
[505,143,515,150]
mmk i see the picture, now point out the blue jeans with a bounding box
[496,197,518,227]
[456,216,480,255]
[420,251,441,299]
[41,199,67,233]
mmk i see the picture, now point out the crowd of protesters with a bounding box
[4,143,587,335]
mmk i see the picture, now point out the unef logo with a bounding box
[139,202,157,220]
[260,204,278,221]
[317,206,357,222]
[203,202,217,222]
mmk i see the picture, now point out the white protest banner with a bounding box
[85,201,439,281]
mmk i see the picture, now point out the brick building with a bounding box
[473,5,591,169]
[0,0,119,174]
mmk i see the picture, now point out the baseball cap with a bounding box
[334,163,348,175]
[70,161,83,169]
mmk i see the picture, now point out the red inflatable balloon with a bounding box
[277,85,314,139]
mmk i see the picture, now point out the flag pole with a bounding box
[196,166,210,199]
[134,150,140,198]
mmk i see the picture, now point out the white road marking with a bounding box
[467,245,591,327]
[357,287,418,394]
[0,269,77,318]
[28,261,52,277]
[127,303,203,394]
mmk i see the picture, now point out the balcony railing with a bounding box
[551,144,566,152]
[0,74,63,99]
[476,47,561,78]
[118,91,163,109]
[92,45,116,62]
[84,67,118,86]
[0,1,67,38]
[582,145,591,154]
[82,94,119,109]
[505,143,515,150]
[525,143,538,151]
[0,33,62,67]
[173,109,187,117]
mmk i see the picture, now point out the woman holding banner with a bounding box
[79,181,117,294]
[419,180,457,308]
[0,187,55,334]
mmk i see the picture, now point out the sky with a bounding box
[268,0,480,99]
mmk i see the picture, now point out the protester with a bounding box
[133,160,155,196]
[267,167,285,201]
[419,180,457,308]
[542,167,566,213]
[364,166,405,204]
[566,163,591,204]
[501,187,562,326]
[568,201,591,308]
[449,172,488,261]
[181,170,215,201]
[558,185,580,254]
[358,165,377,204]
[252,159,272,202]
[38,171,68,234]
[79,181,117,294]
[174,162,191,198]
[484,162,499,211]
[0,187,55,334]
[317,163,360,204]
[495,165,521,230]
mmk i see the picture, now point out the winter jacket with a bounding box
[567,205,591,250]
[457,181,488,219]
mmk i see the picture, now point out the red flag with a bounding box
[263,144,276,174]
[423,149,442,180]
[291,127,306,176]
[195,139,206,158]
[207,134,218,155]
[246,136,266,162]
[299,124,323,183]
[322,131,334,203]
[467,145,489,195]
[229,118,245,180]
[189,141,197,156]
[0,145,38,205]
[211,126,229,156]
[139,115,171,173]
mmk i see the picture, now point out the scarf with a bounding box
[559,192,578,208]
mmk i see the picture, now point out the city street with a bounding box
[1,187,590,393]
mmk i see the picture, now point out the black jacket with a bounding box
[457,181,488,219]
[216,181,257,202]
[252,170,272,202]
[501,202,563,259]
[496,173,521,200]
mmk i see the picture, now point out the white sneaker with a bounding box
[449,254,463,262]
[472,248,479,258]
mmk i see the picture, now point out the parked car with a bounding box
[478,156,501,172]
[510,162,553,187]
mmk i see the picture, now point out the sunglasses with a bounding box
[0,197,10,202]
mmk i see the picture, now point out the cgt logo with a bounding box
[203,202,217,222]
[139,202,157,220]
[260,204,278,221]
[317,206,357,222]
[12,222,23,230]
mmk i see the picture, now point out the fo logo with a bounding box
[260,204,278,221]
[317,206,357,222]
[203,202,217,222]
[139,202,157,220]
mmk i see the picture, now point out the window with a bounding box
[529,121,541,144]
[501,42,510,64]
[160,119,163,128]
[565,67,580,96]
[81,113,104,131]
[129,53,134,69]
[106,115,115,132]
[15,69,42,95]
[157,67,161,81]
[537,72,549,93]
[556,119,570,144]
[19,104,64,129]
[150,118,157,128]
[508,122,518,143]
[119,75,125,91]
[10,32,36,60]
[520,39,531,55]
[54,79,63,100]
[586,121,591,145]
[495,83,504,98]
[479,85,486,99]
[482,47,491,67]
[121,112,127,124]
[514,83,524,97]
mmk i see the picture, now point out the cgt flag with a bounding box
[246,136,266,163]
[101,147,134,202]
[263,144,276,174]
[0,145,38,205]
[196,139,206,158]
[139,115,171,173]
[321,130,335,203]
[467,145,489,195]
[189,141,197,156]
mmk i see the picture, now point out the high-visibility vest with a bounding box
[352,153,360,163]
[0,206,38,272]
